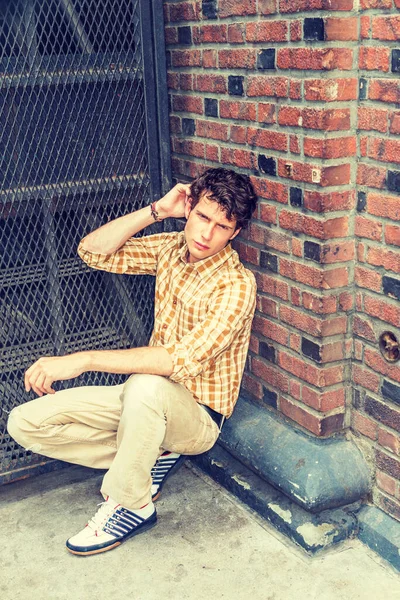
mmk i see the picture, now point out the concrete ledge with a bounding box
[192,444,360,554]
[358,505,400,572]
[219,396,371,512]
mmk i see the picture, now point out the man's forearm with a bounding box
[85,346,173,377]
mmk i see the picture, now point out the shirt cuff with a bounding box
[164,343,203,382]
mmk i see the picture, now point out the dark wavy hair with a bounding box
[189,168,258,230]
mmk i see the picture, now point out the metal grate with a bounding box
[0,0,169,483]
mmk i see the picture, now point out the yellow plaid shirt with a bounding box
[78,231,256,417]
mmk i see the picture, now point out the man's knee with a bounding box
[121,374,167,414]
[7,404,41,451]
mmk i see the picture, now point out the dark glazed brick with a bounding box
[359,78,367,101]
[260,252,278,273]
[257,49,276,70]
[353,389,362,410]
[259,341,276,363]
[205,98,218,117]
[228,75,244,96]
[376,450,400,479]
[320,413,344,436]
[202,0,217,20]
[365,396,400,433]
[382,380,400,406]
[182,118,196,136]
[178,26,192,45]
[301,338,322,362]
[263,387,277,408]
[392,49,400,73]
[304,241,321,263]
[382,276,400,301]
[357,191,366,212]
[304,18,325,41]
[258,155,276,176]
[290,187,303,207]
[387,170,400,193]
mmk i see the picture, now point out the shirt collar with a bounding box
[177,232,234,277]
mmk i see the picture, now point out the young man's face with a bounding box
[184,194,241,263]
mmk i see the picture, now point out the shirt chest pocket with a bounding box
[173,294,210,338]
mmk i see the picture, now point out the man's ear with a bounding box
[184,197,192,220]
[229,227,241,241]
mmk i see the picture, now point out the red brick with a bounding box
[378,429,400,456]
[248,223,265,245]
[278,106,301,127]
[360,15,370,39]
[247,76,289,98]
[367,194,400,221]
[280,258,323,288]
[304,190,355,213]
[376,471,397,497]
[180,73,194,91]
[205,144,219,162]
[259,203,278,224]
[252,358,289,393]
[302,292,337,314]
[221,147,257,170]
[290,333,301,353]
[385,225,400,247]
[302,387,346,412]
[165,26,178,45]
[172,95,203,114]
[195,74,226,93]
[292,238,302,258]
[304,78,358,102]
[247,127,288,152]
[251,177,288,204]
[265,229,291,253]
[352,364,380,393]
[196,24,227,43]
[169,2,199,22]
[321,241,355,264]
[279,351,345,387]
[372,16,400,41]
[364,295,400,328]
[359,47,390,72]
[256,272,290,300]
[358,107,388,132]
[258,103,276,124]
[322,267,349,289]
[253,316,290,345]
[278,48,353,71]
[367,246,400,274]
[368,138,400,166]
[242,373,263,399]
[355,216,383,241]
[280,305,324,336]
[218,0,257,17]
[389,112,400,135]
[171,49,202,68]
[369,79,400,104]
[353,315,376,342]
[259,296,278,318]
[339,291,353,311]
[173,138,205,158]
[291,286,302,306]
[227,23,246,43]
[354,340,363,360]
[290,20,302,42]
[325,17,358,41]
[234,241,259,266]
[195,120,229,142]
[320,316,348,336]
[302,108,351,131]
[230,125,247,144]
[361,0,391,7]
[279,0,353,13]
[259,0,277,13]
[375,492,400,522]
[352,411,378,440]
[365,348,400,385]
[304,136,356,159]
[169,116,181,134]
[290,134,300,154]
[356,164,386,189]
[354,264,380,292]
[246,20,288,42]
[321,164,351,186]
[202,49,217,68]
[218,49,256,69]
[289,80,302,100]
[220,100,257,121]
[290,379,302,400]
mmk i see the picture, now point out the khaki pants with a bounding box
[7,374,220,510]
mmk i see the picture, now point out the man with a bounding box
[7,167,258,556]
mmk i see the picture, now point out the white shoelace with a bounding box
[87,499,118,533]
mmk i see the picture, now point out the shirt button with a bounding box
[163,324,167,329]
[173,299,177,305]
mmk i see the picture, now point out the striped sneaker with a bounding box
[66,497,157,556]
[151,451,186,502]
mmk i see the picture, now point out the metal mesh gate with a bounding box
[0,0,170,483]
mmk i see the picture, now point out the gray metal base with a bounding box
[358,505,400,572]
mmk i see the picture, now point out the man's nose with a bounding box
[201,224,213,241]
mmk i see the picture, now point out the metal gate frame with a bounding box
[0,0,171,484]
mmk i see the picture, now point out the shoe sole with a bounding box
[151,455,186,503]
[66,517,157,556]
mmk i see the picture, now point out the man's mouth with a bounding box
[194,241,209,250]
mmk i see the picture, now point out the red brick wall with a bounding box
[163,0,400,521]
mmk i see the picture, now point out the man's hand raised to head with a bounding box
[155,182,191,220]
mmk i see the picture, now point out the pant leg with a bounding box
[7,384,124,469]
[101,374,220,510]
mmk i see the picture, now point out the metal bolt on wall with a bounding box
[0,0,170,483]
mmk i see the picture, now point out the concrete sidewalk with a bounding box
[1,463,399,600]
